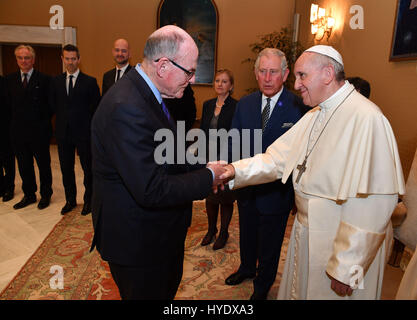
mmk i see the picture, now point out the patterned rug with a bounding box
[0,201,293,300]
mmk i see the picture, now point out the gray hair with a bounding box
[15,44,36,59]
[143,27,187,61]
[254,48,288,76]
[314,54,345,82]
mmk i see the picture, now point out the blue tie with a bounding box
[161,101,174,125]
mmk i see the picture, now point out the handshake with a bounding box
[206,161,236,193]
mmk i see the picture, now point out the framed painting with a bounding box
[158,0,218,85]
[389,0,417,61]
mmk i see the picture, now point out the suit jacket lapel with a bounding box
[109,68,116,84]
[60,73,68,100]
[252,91,263,130]
[126,68,176,130]
[73,71,83,94]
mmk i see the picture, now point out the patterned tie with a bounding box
[68,75,74,96]
[22,73,28,88]
[261,97,271,132]
[116,69,121,82]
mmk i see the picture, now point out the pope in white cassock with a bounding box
[220,45,405,299]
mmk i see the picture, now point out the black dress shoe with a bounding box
[201,229,217,246]
[81,203,91,216]
[13,195,37,209]
[61,201,76,215]
[2,191,14,202]
[249,290,268,300]
[213,231,229,250]
[225,271,256,286]
[37,197,51,210]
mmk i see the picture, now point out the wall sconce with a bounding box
[310,3,335,41]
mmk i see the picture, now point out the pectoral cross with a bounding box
[295,157,307,184]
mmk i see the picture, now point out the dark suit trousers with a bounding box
[108,250,185,300]
[57,137,92,204]
[14,139,52,198]
[237,199,289,295]
[0,147,15,194]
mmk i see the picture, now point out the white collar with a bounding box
[20,68,34,77]
[116,64,129,72]
[67,69,80,79]
[319,81,354,111]
[262,86,284,105]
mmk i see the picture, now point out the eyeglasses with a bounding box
[155,58,195,79]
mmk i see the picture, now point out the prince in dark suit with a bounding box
[225,49,309,300]
[90,25,225,300]
[49,45,100,215]
[101,39,132,97]
[5,45,53,210]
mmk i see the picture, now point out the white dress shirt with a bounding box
[66,69,80,94]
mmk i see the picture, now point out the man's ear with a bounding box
[322,64,334,85]
[155,58,169,79]
[282,68,290,83]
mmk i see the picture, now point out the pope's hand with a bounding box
[219,164,235,181]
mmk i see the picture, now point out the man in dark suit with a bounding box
[0,75,15,202]
[164,83,197,132]
[90,25,225,300]
[101,38,132,97]
[5,45,53,210]
[49,44,100,216]
[225,48,309,300]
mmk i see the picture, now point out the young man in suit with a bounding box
[0,75,15,202]
[49,45,100,216]
[90,25,225,300]
[5,45,53,210]
[101,38,132,97]
[224,48,309,300]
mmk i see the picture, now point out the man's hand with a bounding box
[327,273,353,297]
[207,161,227,192]
[219,164,235,181]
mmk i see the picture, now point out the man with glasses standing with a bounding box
[90,25,225,300]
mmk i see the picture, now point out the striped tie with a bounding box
[262,98,271,132]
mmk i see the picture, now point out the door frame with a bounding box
[0,24,76,73]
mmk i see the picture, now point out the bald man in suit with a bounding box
[102,39,132,97]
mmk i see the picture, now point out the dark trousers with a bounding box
[108,251,185,300]
[57,137,92,204]
[13,139,52,198]
[237,199,289,295]
[0,146,15,194]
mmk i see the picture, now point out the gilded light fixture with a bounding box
[310,3,335,41]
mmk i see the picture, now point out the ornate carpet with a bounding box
[0,201,293,300]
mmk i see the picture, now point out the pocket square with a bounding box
[282,122,294,128]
